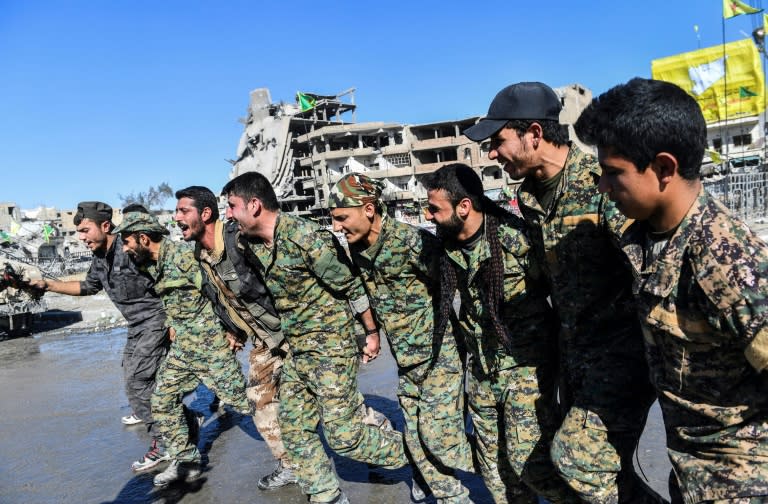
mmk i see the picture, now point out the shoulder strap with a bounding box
[223,222,279,318]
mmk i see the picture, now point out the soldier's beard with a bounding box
[434,212,464,240]
[128,244,152,265]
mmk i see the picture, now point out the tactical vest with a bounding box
[201,222,284,351]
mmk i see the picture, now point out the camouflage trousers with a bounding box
[669,462,768,504]
[551,357,657,504]
[398,336,473,503]
[151,344,251,462]
[698,500,768,504]
[467,364,579,504]
[279,352,408,502]
[245,337,289,465]
[122,324,168,438]
[665,414,768,504]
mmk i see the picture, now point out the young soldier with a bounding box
[115,210,252,487]
[464,82,658,503]
[574,77,768,503]
[173,185,297,490]
[423,164,578,504]
[329,173,473,503]
[222,172,407,504]
[26,202,171,471]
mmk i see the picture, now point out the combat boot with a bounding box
[152,460,201,487]
[257,459,298,490]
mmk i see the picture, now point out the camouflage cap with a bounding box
[112,211,169,235]
[329,173,385,208]
[74,201,113,225]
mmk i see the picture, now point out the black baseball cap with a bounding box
[463,82,562,142]
[74,201,113,225]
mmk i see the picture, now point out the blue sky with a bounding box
[1,0,765,210]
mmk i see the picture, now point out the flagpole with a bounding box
[723,15,730,167]
[763,48,767,167]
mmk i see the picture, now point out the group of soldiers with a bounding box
[29,77,768,504]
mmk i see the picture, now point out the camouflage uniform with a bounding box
[621,188,768,503]
[145,238,251,463]
[445,212,577,504]
[242,212,407,503]
[196,219,290,466]
[517,144,657,503]
[349,214,472,502]
[80,235,168,437]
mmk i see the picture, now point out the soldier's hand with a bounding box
[15,278,47,298]
[225,332,244,352]
[362,331,381,364]
[25,278,47,291]
[168,327,176,342]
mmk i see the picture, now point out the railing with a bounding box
[0,247,92,279]
[703,171,768,222]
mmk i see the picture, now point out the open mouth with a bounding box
[177,223,189,232]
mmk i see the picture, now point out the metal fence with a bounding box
[703,171,768,223]
[0,247,92,279]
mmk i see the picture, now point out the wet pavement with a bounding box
[0,328,671,503]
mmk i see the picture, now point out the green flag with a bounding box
[739,86,758,97]
[42,223,54,243]
[724,0,762,19]
[0,231,10,243]
[296,91,316,112]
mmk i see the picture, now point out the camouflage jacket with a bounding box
[81,235,166,336]
[622,188,768,502]
[242,213,368,358]
[143,239,228,354]
[445,213,556,377]
[517,144,642,381]
[349,215,438,368]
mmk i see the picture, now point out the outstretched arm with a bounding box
[27,278,83,296]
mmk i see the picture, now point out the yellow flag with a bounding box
[706,149,723,164]
[723,0,762,19]
[652,38,764,123]
[9,219,20,236]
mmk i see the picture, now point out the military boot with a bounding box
[257,459,298,490]
[153,460,201,487]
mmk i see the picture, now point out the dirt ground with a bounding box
[0,293,672,503]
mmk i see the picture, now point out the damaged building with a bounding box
[230,84,592,223]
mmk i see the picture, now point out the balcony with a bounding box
[363,166,414,178]
[410,136,468,151]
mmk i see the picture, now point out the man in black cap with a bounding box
[464,83,659,503]
[27,201,172,472]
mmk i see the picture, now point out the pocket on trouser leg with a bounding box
[551,407,621,503]
[127,352,166,383]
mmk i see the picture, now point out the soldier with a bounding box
[328,173,473,503]
[173,185,297,490]
[423,164,578,504]
[114,210,252,487]
[574,77,768,503]
[464,82,658,503]
[222,172,408,504]
[26,201,171,472]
